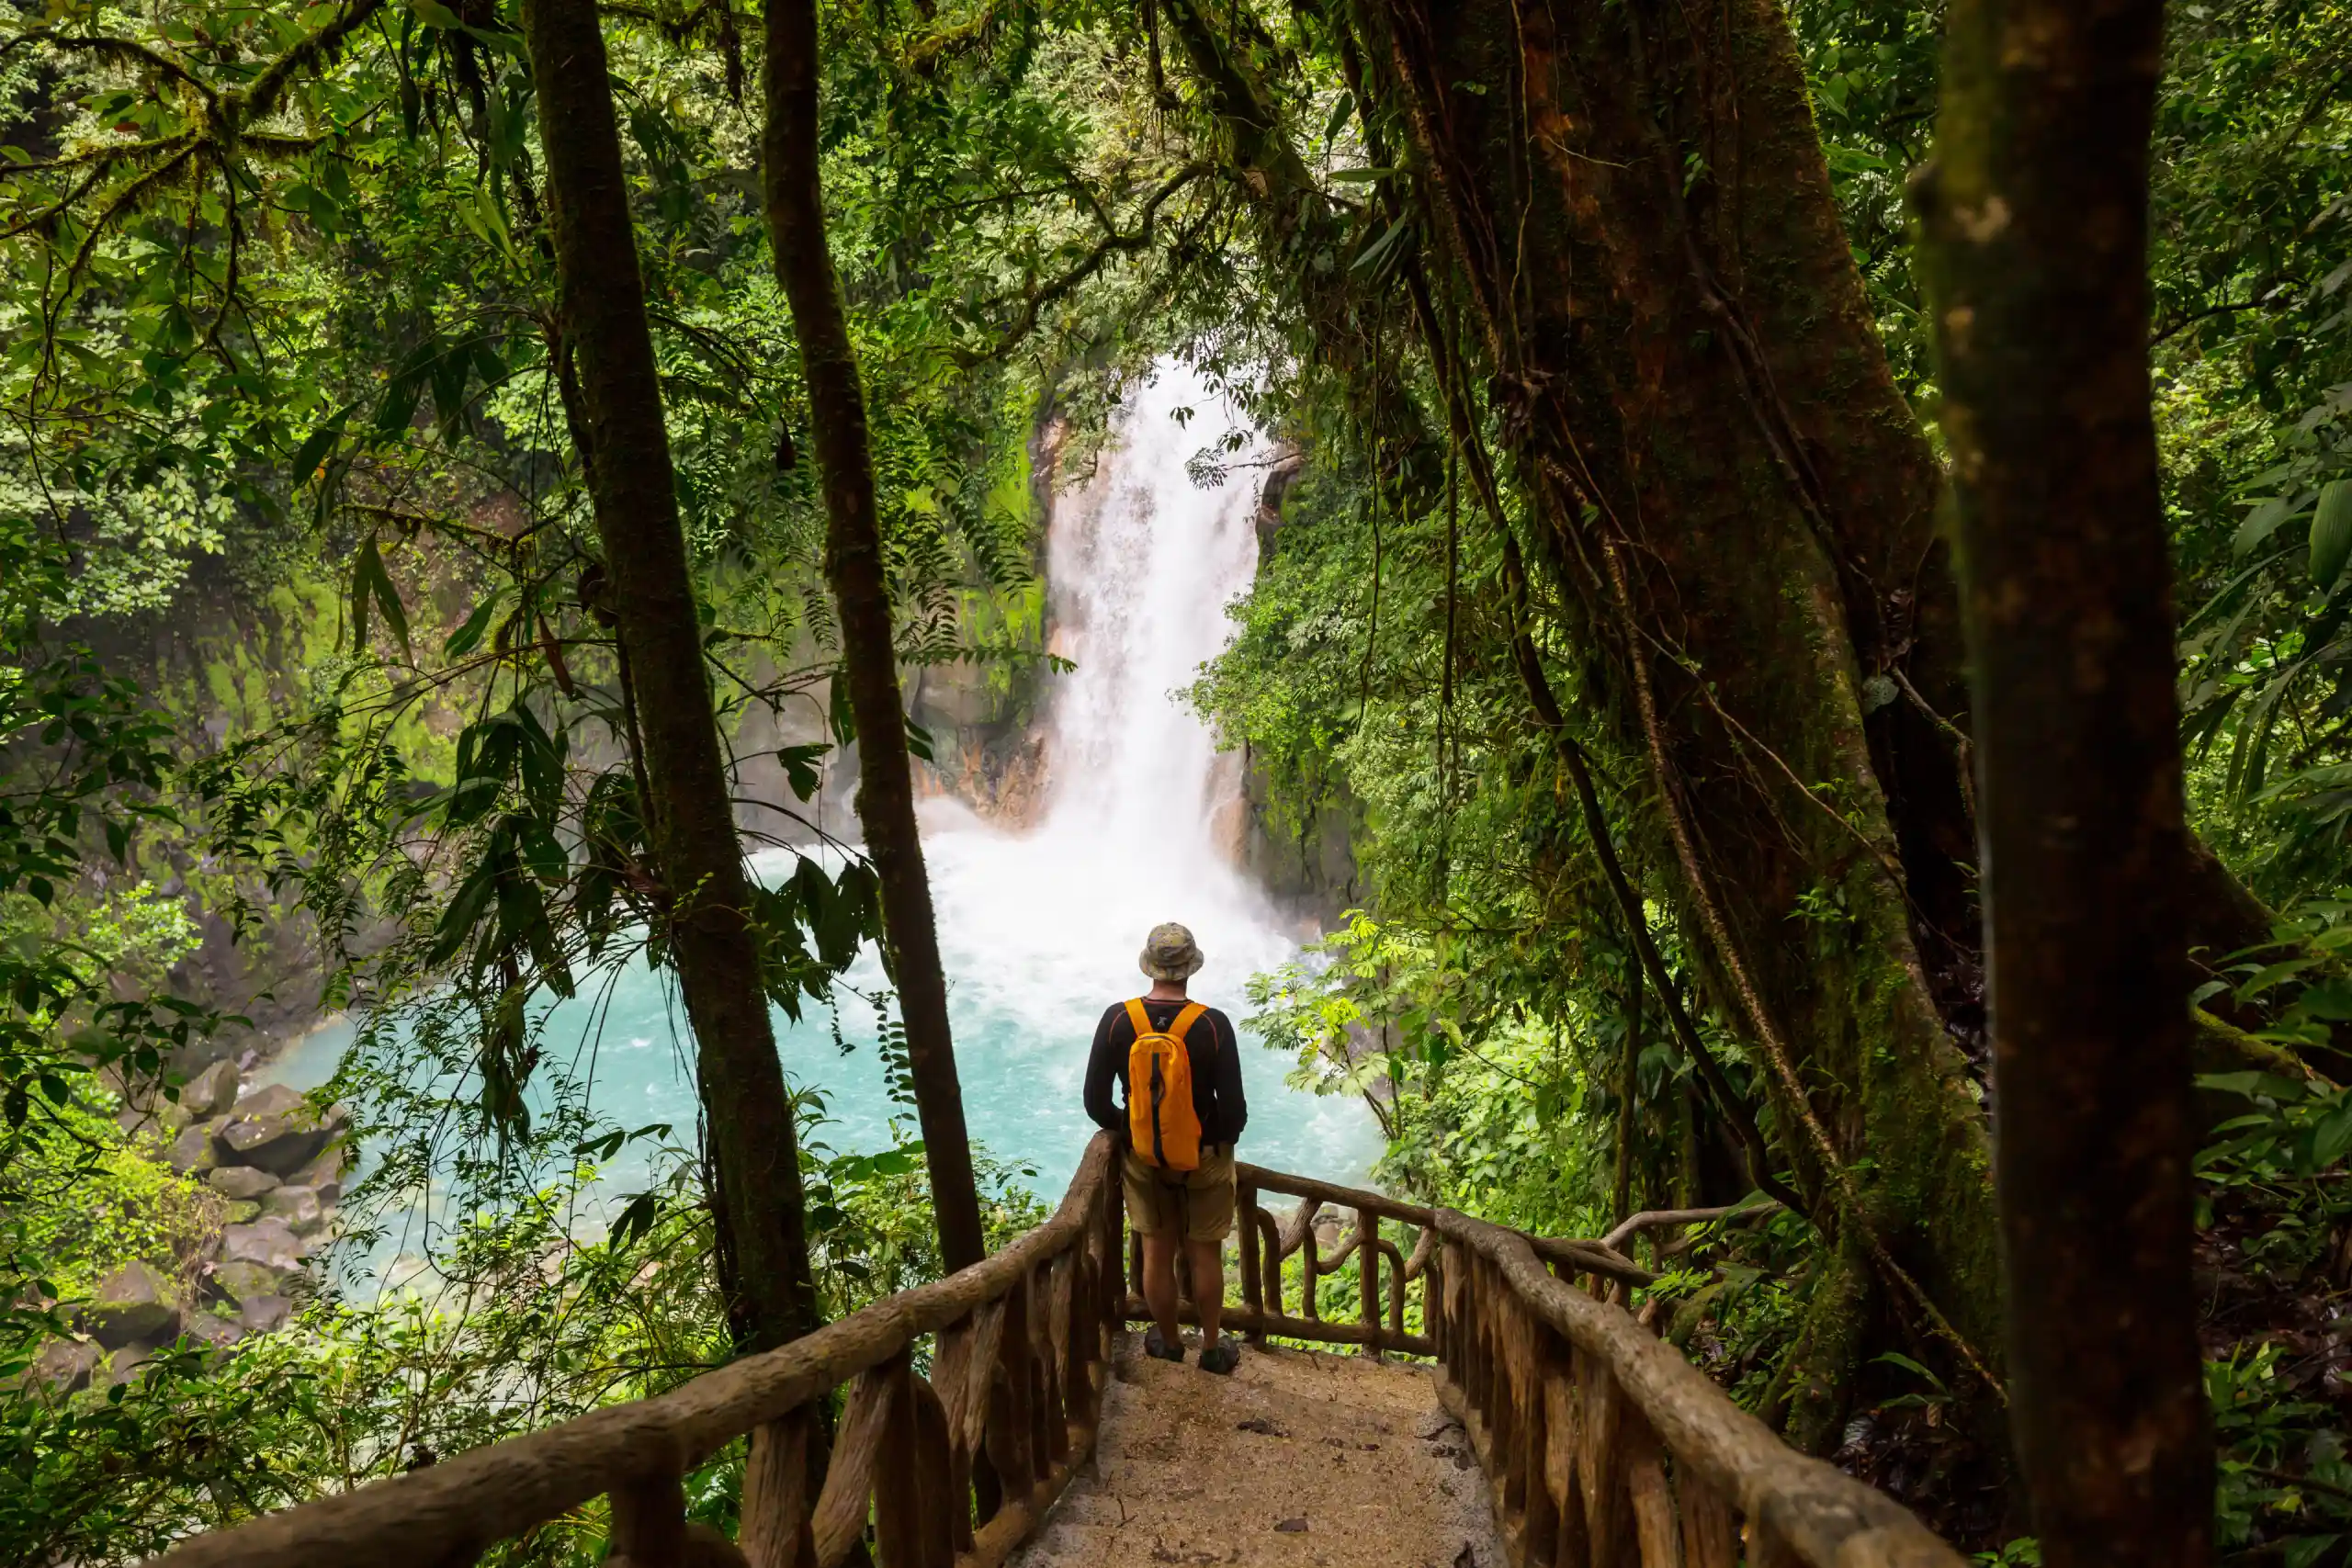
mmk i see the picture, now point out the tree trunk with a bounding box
[763,0,987,1273]
[1913,0,2214,1554]
[520,0,819,1351]
[1340,0,2007,1426]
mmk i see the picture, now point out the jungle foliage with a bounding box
[0,0,2347,1559]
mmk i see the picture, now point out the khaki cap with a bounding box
[1138,922,1204,982]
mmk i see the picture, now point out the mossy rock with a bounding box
[212,1260,284,1304]
[79,1261,178,1349]
[223,1200,264,1224]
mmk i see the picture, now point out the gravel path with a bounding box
[1008,1331,1502,1568]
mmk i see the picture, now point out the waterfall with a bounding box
[1034,365,1259,865]
[906,358,1375,1190]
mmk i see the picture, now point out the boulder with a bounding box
[215,1108,331,1177]
[98,1346,153,1389]
[183,1060,241,1120]
[212,1260,284,1305]
[232,1083,304,1120]
[26,1338,98,1394]
[182,1312,246,1352]
[262,1186,325,1235]
[222,1200,262,1224]
[166,1120,221,1175]
[206,1165,279,1201]
[221,1219,302,1273]
[238,1296,292,1333]
[289,1144,349,1203]
[80,1262,178,1349]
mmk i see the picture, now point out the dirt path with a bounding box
[1010,1332,1502,1568]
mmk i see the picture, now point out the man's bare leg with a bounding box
[1141,1230,1182,1348]
[1187,1238,1225,1348]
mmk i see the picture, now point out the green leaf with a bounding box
[349,535,412,660]
[1871,1350,1947,1391]
[778,742,828,802]
[1328,167,1393,183]
[444,592,507,660]
[2308,1097,2352,1169]
[2234,491,2306,558]
[2296,982,2352,1021]
[2195,1070,2311,1101]
[606,1191,660,1252]
[1351,214,1413,279]
[2312,479,2352,587]
[1321,90,1354,144]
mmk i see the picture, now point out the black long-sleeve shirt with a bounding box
[1082,997,1249,1150]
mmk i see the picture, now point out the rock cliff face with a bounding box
[1236,761,1361,928]
[1237,448,1360,927]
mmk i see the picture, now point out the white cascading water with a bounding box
[269,360,1379,1279]
[904,359,1379,1195]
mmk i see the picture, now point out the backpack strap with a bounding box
[1124,997,1152,1038]
[1170,1003,1216,1148]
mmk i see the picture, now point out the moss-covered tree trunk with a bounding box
[520,0,819,1351]
[764,0,987,1273]
[1914,0,2214,1552]
[1342,0,2003,1443]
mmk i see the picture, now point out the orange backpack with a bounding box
[1125,998,1210,1171]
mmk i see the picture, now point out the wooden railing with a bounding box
[1432,1207,1966,1568]
[148,1133,1129,1568]
[140,1132,1963,1568]
[1122,1162,1655,1359]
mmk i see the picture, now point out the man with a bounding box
[1083,921,1249,1374]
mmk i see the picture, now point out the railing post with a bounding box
[1301,1207,1323,1322]
[1237,1177,1261,1338]
[1033,1262,1066,1467]
[909,1372,959,1567]
[741,1410,818,1568]
[1355,1207,1382,1359]
[985,1270,1037,1501]
[1425,1231,1446,1360]
[606,1466,686,1568]
[1255,1205,1282,1330]
[1098,1168,1124,1357]
[871,1351,922,1568]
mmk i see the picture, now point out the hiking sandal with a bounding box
[1198,1339,1239,1375]
[1144,1326,1184,1363]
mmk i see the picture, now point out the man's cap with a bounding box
[1138,922,1204,982]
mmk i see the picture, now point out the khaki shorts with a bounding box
[1120,1145,1236,1242]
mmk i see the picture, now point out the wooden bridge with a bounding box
[141,1134,1965,1568]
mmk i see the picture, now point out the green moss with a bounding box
[17,1100,226,1303]
[1777,1238,1871,1454]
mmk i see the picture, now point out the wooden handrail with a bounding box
[137,1134,1961,1568]
[145,1134,1128,1568]
[1432,1206,1967,1568]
